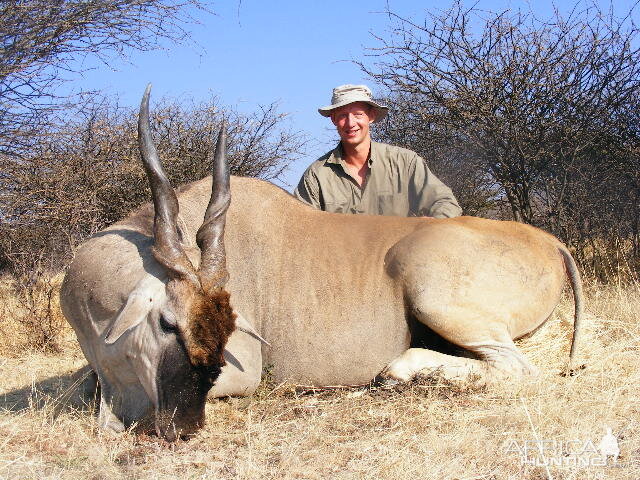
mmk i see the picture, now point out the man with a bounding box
[294,84,462,218]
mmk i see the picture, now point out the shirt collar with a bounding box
[369,141,383,166]
[325,141,381,167]
[325,143,344,166]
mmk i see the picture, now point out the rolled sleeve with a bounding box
[410,155,462,218]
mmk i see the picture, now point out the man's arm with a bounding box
[410,154,462,218]
[293,168,323,210]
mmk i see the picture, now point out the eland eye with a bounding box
[159,312,178,333]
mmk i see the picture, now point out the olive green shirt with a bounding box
[294,141,462,218]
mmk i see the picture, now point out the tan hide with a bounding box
[63,174,582,391]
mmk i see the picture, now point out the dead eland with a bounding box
[61,85,583,441]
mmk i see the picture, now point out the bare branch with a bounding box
[0,0,209,156]
[363,0,640,276]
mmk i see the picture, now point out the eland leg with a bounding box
[383,306,538,383]
[96,377,126,433]
[382,347,490,382]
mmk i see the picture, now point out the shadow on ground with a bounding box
[0,364,98,414]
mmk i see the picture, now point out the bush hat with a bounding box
[318,84,388,123]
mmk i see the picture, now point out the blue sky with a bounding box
[70,0,639,191]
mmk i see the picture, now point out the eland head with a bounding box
[101,85,237,440]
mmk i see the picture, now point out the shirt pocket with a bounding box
[324,201,350,214]
[377,192,409,216]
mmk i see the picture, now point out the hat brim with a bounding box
[318,100,388,123]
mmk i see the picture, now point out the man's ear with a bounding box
[368,106,377,123]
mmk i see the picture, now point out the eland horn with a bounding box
[196,120,230,293]
[138,84,198,284]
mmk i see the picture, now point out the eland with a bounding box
[61,85,583,441]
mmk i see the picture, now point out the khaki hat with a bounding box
[318,84,388,123]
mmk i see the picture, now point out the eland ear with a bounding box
[105,276,164,344]
[105,291,154,344]
[235,313,270,346]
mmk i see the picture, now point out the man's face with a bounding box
[330,102,375,148]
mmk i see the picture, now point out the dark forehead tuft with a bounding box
[186,289,236,367]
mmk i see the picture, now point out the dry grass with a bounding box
[1,279,639,479]
[0,273,67,354]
